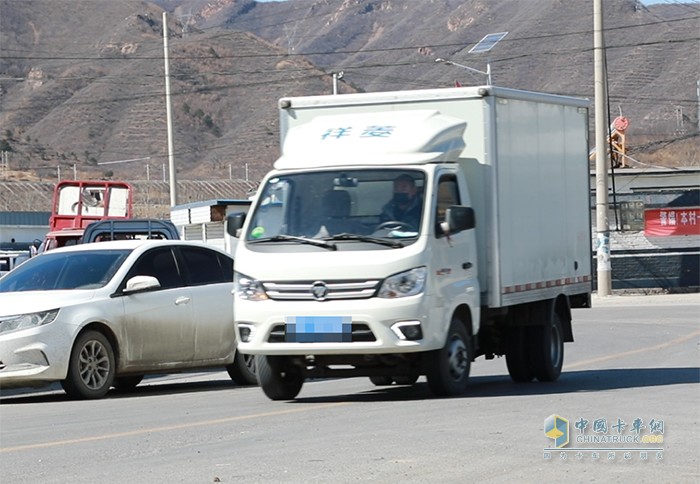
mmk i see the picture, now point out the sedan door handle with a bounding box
[462,262,473,270]
[175,296,191,305]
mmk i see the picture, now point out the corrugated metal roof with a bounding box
[0,211,51,225]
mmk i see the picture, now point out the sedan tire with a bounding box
[227,351,258,385]
[61,330,115,400]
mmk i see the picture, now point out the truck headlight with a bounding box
[0,309,60,335]
[378,267,426,298]
[234,272,268,301]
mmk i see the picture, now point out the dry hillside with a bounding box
[169,0,700,166]
[0,0,353,187]
[0,0,698,207]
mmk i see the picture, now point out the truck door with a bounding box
[431,170,479,316]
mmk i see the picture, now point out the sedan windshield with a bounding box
[0,249,131,292]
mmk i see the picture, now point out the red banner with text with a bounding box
[644,207,700,236]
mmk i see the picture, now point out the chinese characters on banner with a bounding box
[644,207,700,237]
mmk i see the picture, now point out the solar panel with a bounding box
[469,32,508,54]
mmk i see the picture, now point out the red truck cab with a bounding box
[38,180,133,253]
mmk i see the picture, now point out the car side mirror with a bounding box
[442,206,475,235]
[123,275,161,294]
[226,212,246,237]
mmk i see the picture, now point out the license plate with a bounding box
[285,316,352,343]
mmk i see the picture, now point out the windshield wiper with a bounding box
[324,233,404,248]
[248,235,337,250]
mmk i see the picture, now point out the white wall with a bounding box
[0,226,48,245]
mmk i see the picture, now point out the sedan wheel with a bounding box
[226,351,258,385]
[61,330,115,400]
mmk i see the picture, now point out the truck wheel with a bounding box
[226,351,257,385]
[505,327,534,382]
[424,317,472,396]
[61,330,115,400]
[530,311,564,382]
[113,375,144,391]
[393,373,420,385]
[369,376,394,386]
[257,355,304,400]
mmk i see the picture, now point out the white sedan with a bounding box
[0,240,255,399]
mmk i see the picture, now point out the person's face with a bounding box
[393,179,416,206]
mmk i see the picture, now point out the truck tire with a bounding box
[424,317,472,396]
[61,330,115,400]
[226,351,257,385]
[505,327,534,382]
[530,311,564,382]
[369,376,394,386]
[257,355,304,400]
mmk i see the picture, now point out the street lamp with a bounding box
[435,58,492,85]
[332,71,344,95]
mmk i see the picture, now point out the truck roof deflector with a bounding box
[276,110,466,169]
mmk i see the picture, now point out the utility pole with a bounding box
[1,151,8,180]
[163,12,178,207]
[594,0,612,296]
[696,79,700,132]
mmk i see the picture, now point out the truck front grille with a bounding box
[268,323,376,343]
[262,279,380,301]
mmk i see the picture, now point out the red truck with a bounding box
[37,180,134,253]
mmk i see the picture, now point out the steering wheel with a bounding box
[374,220,416,232]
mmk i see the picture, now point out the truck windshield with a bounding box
[246,169,425,242]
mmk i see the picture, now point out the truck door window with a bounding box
[435,176,460,238]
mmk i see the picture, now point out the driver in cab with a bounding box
[379,174,422,231]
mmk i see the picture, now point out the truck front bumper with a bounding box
[234,294,444,355]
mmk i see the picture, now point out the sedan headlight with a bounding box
[0,309,60,335]
[234,272,268,301]
[378,267,427,298]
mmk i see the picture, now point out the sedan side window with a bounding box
[179,246,232,285]
[129,247,183,289]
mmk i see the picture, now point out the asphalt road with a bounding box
[1,293,698,483]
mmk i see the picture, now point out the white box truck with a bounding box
[227,86,592,400]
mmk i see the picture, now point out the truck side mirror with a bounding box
[226,212,247,237]
[443,206,475,235]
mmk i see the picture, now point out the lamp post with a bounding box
[332,71,344,95]
[435,58,492,85]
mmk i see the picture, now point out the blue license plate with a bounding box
[285,316,352,343]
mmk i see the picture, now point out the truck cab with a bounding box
[37,180,133,253]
